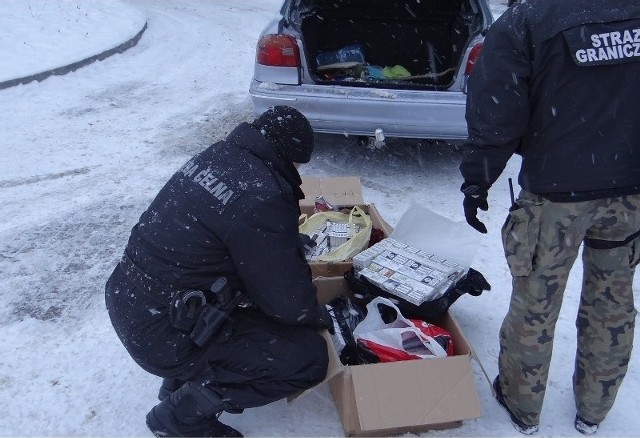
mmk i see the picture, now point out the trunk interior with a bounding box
[296,0,482,90]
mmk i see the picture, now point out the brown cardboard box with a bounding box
[297,177,482,436]
[300,176,393,278]
[304,275,482,437]
[300,176,365,208]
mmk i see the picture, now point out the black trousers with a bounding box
[105,265,329,410]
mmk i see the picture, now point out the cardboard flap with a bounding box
[350,357,481,431]
[300,176,364,207]
[391,202,480,269]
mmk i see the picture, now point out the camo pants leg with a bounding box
[574,221,639,423]
[497,191,640,427]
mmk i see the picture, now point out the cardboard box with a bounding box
[300,176,365,208]
[297,179,482,436]
[300,176,393,278]
[306,276,482,436]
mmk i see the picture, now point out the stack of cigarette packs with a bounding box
[304,220,362,260]
[352,238,465,305]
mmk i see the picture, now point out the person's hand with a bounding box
[461,183,488,234]
[457,268,491,296]
[298,233,316,249]
[317,305,334,333]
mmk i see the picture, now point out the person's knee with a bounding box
[290,329,329,384]
[258,328,328,386]
[310,328,329,365]
[210,315,330,387]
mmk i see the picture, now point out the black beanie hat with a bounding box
[251,106,314,163]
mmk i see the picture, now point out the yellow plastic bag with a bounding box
[299,206,372,262]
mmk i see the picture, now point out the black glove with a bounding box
[461,183,488,234]
[299,233,316,248]
[455,268,491,296]
[317,305,335,333]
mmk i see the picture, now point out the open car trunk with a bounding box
[295,0,483,89]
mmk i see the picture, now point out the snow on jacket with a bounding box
[460,0,640,201]
[124,122,329,329]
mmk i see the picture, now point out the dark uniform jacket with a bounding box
[460,0,640,201]
[105,123,330,377]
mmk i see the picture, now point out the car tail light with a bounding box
[464,43,483,75]
[256,34,301,67]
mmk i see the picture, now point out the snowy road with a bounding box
[0,0,637,436]
[1,0,280,324]
[0,1,297,435]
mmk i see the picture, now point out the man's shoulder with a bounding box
[513,0,640,44]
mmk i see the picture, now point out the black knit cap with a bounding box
[251,106,315,163]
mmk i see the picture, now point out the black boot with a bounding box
[158,378,184,401]
[146,382,243,437]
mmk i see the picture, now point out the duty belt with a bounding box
[118,253,245,347]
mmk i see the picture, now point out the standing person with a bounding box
[459,0,640,435]
[105,106,332,437]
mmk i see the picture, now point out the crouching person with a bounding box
[104,106,332,437]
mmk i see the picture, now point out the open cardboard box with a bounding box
[295,178,483,436]
[301,276,482,436]
[300,176,393,278]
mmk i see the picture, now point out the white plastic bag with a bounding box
[353,297,448,361]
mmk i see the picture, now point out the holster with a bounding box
[170,277,245,347]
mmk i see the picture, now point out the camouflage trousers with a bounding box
[498,190,640,427]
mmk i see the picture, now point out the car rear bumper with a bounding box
[249,80,469,140]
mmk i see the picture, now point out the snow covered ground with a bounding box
[0,0,637,436]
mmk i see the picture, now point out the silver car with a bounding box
[249,0,494,143]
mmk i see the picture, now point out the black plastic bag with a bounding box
[325,295,381,365]
[345,267,490,322]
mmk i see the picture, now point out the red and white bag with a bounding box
[353,297,453,363]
